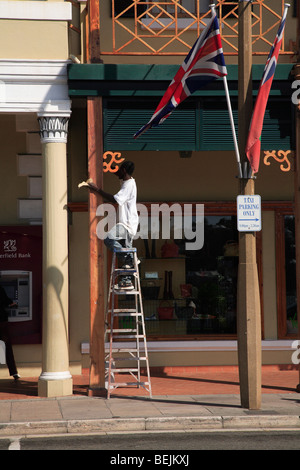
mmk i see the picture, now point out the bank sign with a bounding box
[237,195,262,232]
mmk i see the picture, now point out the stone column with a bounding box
[37,113,73,398]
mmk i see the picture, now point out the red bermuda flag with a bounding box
[245,5,289,174]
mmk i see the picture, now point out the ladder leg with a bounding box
[106,252,117,399]
[135,250,152,398]
[134,252,141,387]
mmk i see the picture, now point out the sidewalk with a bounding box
[0,366,300,436]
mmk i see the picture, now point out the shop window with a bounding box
[293,0,297,17]
[220,1,238,18]
[277,215,297,336]
[112,0,145,18]
[112,0,210,19]
[285,216,297,334]
[141,0,211,30]
[150,0,210,16]
[184,214,238,336]
[276,211,298,337]
[118,207,240,338]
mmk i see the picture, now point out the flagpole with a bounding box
[223,76,243,178]
[210,4,243,178]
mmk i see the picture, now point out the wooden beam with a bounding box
[237,0,262,410]
[87,0,101,63]
[87,96,106,397]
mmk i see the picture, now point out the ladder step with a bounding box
[108,381,150,388]
[110,310,143,317]
[114,268,137,273]
[107,329,137,333]
[107,351,147,356]
[106,348,142,353]
[108,314,142,319]
[106,355,147,361]
[111,313,142,317]
[112,290,140,295]
[113,248,136,253]
[111,335,145,339]
[108,308,137,313]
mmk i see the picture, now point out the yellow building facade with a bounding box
[0,0,299,397]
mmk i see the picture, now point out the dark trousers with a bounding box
[0,322,18,376]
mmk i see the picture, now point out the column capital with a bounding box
[38,114,70,144]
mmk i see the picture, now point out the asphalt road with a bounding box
[1,430,300,452]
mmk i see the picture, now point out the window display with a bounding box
[284,216,297,335]
[119,211,239,338]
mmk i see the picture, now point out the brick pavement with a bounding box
[0,365,299,400]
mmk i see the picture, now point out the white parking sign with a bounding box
[237,195,261,232]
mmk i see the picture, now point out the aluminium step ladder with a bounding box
[105,247,152,399]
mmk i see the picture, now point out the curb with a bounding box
[1,415,300,437]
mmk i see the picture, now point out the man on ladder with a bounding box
[80,160,151,397]
[85,160,139,290]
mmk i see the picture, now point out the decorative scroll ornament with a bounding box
[263,150,292,172]
[103,151,125,173]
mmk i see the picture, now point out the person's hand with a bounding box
[78,178,94,189]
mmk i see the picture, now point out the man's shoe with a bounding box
[121,262,134,269]
[121,258,141,269]
[115,278,134,290]
[13,374,20,380]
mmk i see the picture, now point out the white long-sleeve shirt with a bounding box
[114,178,138,237]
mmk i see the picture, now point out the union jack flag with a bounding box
[245,5,289,174]
[134,10,227,139]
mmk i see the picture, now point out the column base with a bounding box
[38,372,73,397]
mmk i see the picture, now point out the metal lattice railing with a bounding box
[100,0,294,56]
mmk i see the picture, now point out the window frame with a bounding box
[141,0,211,30]
[276,205,297,338]
[149,0,210,17]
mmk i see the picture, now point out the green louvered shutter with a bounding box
[103,99,199,151]
[103,97,293,152]
[200,98,294,151]
[200,99,238,151]
[260,100,294,150]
